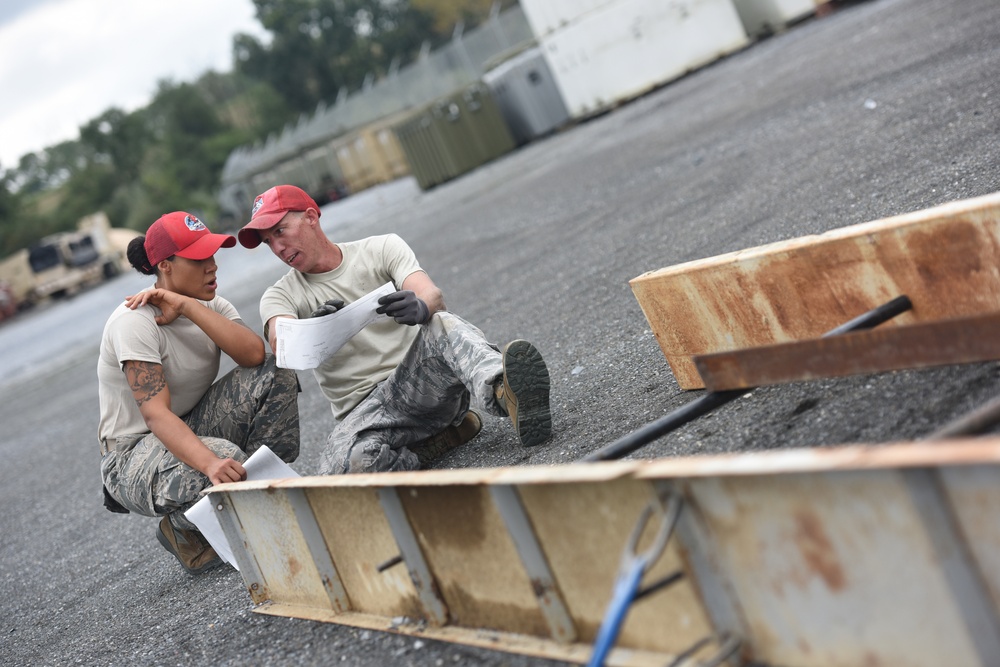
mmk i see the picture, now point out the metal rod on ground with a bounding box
[582,295,914,462]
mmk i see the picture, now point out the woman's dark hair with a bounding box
[126,236,157,275]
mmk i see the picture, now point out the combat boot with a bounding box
[157,516,223,575]
[415,410,483,466]
[496,340,552,447]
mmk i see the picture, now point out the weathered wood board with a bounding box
[629,192,1000,389]
[693,311,1000,391]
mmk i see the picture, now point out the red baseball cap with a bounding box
[144,212,236,266]
[238,185,320,248]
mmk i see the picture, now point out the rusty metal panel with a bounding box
[694,312,1000,390]
[225,490,336,612]
[397,484,549,635]
[681,470,989,666]
[629,192,1000,389]
[939,466,1000,615]
[490,485,577,643]
[515,478,716,653]
[305,486,424,619]
[211,439,1000,666]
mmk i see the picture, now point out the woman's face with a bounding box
[161,255,219,300]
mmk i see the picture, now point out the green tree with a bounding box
[235,0,438,116]
[79,107,150,182]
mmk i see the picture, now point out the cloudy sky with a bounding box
[0,0,268,168]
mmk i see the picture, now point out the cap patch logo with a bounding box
[184,215,207,231]
[251,195,265,218]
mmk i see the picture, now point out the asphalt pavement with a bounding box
[2,0,999,664]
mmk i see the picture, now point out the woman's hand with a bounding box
[125,288,189,325]
[203,456,247,486]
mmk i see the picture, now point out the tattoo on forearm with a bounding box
[125,361,166,406]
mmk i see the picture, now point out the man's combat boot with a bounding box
[415,410,483,466]
[157,516,223,575]
[496,340,552,447]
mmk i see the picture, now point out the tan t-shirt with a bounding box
[259,234,422,419]
[97,289,242,445]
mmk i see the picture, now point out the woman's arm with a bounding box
[124,360,246,485]
[125,289,265,367]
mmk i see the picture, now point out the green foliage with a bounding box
[0,0,497,258]
[236,0,440,116]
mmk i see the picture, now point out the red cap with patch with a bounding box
[144,212,236,266]
[238,185,320,249]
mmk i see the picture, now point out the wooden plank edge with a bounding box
[251,602,683,667]
[208,439,1000,494]
[693,311,1000,391]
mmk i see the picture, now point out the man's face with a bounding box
[258,211,318,272]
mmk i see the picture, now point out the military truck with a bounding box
[27,212,135,301]
[0,212,139,313]
[0,249,37,314]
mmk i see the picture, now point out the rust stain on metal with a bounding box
[793,511,846,591]
[862,650,884,666]
[442,582,549,637]
[530,577,547,599]
[286,555,303,578]
[401,486,488,550]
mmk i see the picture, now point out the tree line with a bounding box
[0,0,511,257]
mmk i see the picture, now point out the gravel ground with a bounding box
[2,0,999,664]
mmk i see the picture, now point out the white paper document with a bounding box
[275,281,395,370]
[185,445,300,570]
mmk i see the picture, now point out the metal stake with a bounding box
[583,295,913,462]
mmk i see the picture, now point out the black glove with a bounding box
[376,290,429,326]
[309,298,345,318]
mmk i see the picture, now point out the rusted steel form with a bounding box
[210,439,1000,666]
[629,192,1000,389]
[694,311,1000,391]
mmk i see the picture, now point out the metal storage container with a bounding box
[330,110,412,195]
[522,0,749,120]
[518,0,620,38]
[732,0,816,37]
[483,46,570,146]
[393,83,516,191]
[394,109,456,190]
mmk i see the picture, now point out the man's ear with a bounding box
[158,259,172,274]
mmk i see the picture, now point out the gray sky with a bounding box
[0,0,268,168]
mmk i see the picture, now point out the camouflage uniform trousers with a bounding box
[321,311,507,475]
[101,355,300,532]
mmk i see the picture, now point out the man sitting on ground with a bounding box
[238,184,553,474]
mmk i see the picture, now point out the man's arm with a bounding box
[401,270,445,315]
[376,270,445,326]
[264,315,295,356]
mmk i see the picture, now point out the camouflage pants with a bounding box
[101,355,300,531]
[321,311,506,475]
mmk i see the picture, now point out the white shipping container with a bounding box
[536,0,750,120]
[518,0,621,38]
[482,47,571,145]
[732,0,817,37]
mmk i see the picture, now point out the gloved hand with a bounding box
[376,290,429,326]
[309,298,346,318]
